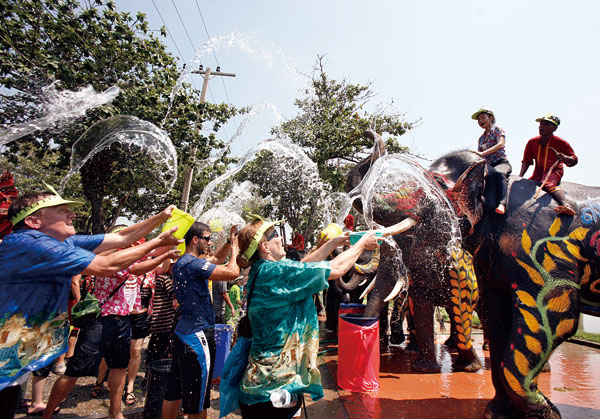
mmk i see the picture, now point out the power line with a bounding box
[150,0,185,65]
[194,0,233,106]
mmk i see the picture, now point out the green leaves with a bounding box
[0,0,243,233]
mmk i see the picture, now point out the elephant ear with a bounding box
[450,160,487,233]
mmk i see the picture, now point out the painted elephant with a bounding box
[351,131,600,418]
[345,130,482,373]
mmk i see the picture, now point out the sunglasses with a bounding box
[265,229,279,241]
[198,235,212,241]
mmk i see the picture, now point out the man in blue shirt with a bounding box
[0,188,181,417]
[162,222,240,419]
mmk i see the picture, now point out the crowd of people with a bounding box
[0,109,580,419]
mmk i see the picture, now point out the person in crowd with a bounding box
[233,216,379,418]
[343,214,354,231]
[0,184,180,418]
[291,231,305,252]
[471,107,512,215]
[224,277,243,326]
[162,222,240,419]
[519,114,578,215]
[145,270,177,367]
[44,223,178,418]
[213,278,235,325]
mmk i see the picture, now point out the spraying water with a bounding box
[164,31,303,122]
[189,137,326,220]
[0,84,119,147]
[60,115,178,193]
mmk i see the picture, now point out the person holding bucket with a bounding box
[227,216,379,419]
[0,182,181,418]
[161,222,240,419]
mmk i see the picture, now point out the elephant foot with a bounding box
[454,355,482,373]
[541,361,551,373]
[380,335,390,354]
[484,398,513,419]
[411,358,441,373]
[389,332,405,345]
[524,402,561,419]
[404,340,420,355]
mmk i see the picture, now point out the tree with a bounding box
[273,55,414,191]
[235,149,329,245]
[0,0,242,232]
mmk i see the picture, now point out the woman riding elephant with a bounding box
[472,107,512,215]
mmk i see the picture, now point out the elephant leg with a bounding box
[410,296,440,373]
[481,286,514,419]
[403,296,419,354]
[443,312,459,350]
[497,285,579,419]
[390,291,407,345]
[448,248,482,372]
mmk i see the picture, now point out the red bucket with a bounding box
[337,313,379,392]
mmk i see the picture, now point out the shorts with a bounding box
[130,312,150,339]
[164,328,215,414]
[65,315,132,377]
[32,361,53,378]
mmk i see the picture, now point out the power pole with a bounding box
[179,67,236,212]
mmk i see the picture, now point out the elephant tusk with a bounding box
[360,275,377,301]
[383,279,404,303]
[378,218,417,237]
[359,277,368,287]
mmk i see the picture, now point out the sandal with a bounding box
[90,382,103,398]
[28,406,61,416]
[123,391,137,406]
[554,204,576,216]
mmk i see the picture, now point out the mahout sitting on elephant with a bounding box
[351,129,600,418]
[345,130,482,373]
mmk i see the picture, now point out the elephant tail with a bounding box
[448,248,479,351]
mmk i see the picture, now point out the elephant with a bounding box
[351,130,600,418]
[345,130,482,373]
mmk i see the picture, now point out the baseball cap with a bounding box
[471,107,495,120]
[535,114,560,126]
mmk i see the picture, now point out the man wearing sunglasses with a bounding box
[162,222,239,419]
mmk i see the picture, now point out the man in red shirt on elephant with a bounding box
[519,114,578,216]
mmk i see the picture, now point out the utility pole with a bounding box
[179,67,236,212]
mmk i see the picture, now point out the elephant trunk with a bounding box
[336,272,368,291]
[363,240,407,318]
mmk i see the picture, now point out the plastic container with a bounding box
[349,231,383,245]
[162,208,195,240]
[320,223,343,240]
[213,324,234,379]
[337,313,380,392]
[270,389,300,408]
[209,219,223,232]
[338,303,366,316]
[144,358,172,418]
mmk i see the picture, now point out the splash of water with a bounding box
[338,150,462,249]
[164,31,303,121]
[0,84,119,147]
[196,101,285,172]
[189,137,325,219]
[60,115,177,192]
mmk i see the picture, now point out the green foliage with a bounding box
[273,56,414,191]
[235,150,329,243]
[573,330,600,344]
[0,0,243,232]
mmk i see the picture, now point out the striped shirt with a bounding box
[148,274,176,334]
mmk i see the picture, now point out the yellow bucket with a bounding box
[162,208,195,240]
[320,223,343,240]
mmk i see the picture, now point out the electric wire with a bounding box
[170,0,215,102]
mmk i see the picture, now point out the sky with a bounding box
[116,0,600,186]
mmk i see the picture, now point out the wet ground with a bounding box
[15,329,600,418]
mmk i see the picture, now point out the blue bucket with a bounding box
[213,324,234,379]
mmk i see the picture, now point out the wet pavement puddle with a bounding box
[316,332,600,419]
